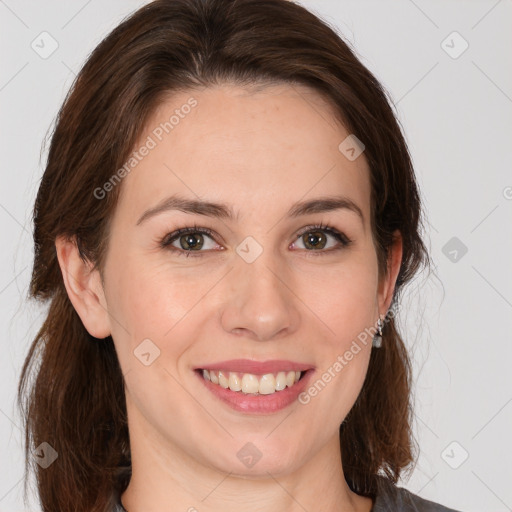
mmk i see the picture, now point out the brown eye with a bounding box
[178,233,205,251]
[302,231,327,250]
[160,226,220,257]
[293,224,352,254]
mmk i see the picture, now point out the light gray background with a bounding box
[1,1,511,511]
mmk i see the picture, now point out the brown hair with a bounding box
[18,0,431,510]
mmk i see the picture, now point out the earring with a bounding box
[372,316,383,348]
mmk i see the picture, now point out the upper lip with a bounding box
[197,359,314,375]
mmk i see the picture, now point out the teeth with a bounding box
[241,373,259,394]
[258,374,275,395]
[210,370,219,385]
[202,369,304,394]
[275,371,287,391]
[218,370,229,389]
[229,372,242,391]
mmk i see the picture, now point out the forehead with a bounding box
[115,83,371,226]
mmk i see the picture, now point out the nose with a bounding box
[219,253,300,342]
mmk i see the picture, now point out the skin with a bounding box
[56,83,402,512]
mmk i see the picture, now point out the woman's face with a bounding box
[95,83,401,478]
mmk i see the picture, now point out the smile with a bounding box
[194,359,314,414]
[202,369,304,395]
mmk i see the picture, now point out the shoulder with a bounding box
[371,476,462,512]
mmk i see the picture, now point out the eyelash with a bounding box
[159,222,353,258]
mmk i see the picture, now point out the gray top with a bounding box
[112,476,461,512]
[371,476,461,511]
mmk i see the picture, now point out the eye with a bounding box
[159,226,222,257]
[291,223,352,255]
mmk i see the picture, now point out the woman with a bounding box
[17,0,462,511]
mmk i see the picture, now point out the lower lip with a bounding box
[195,369,314,414]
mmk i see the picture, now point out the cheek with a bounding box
[105,253,233,385]
[297,264,376,424]
[107,251,202,334]
[294,253,379,344]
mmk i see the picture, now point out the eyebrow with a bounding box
[136,194,364,226]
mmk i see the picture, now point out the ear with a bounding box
[377,230,403,316]
[55,235,111,339]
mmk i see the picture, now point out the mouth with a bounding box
[193,361,314,414]
[196,368,307,395]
